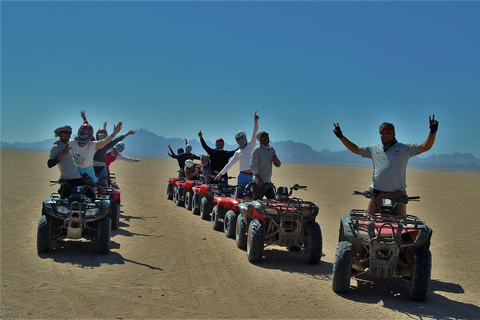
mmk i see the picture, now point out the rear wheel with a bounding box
[235,214,247,250]
[97,217,111,254]
[200,197,210,220]
[176,189,184,207]
[172,186,178,204]
[191,194,200,215]
[184,191,193,210]
[37,215,52,253]
[304,222,323,264]
[247,219,264,263]
[110,202,120,230]
[167,183,173,200]
[409,247,432,302]
[332,241,353,293]
[211,205,223,231]
[224,210,237,238]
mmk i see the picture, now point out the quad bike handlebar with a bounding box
[353,190,420,203]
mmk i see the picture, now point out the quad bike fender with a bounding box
[245,201,267,225]
[110,188,121,203]
[199,184,211,196]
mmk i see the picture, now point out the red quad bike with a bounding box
[210,183,254,238]
[166,170,185,201]
[96,172,121,230]
[182,178,204,211]
[197,177,236,221]
[332,190,433,302]
[236,184,323,265]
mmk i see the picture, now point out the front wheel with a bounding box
[110,202,120,230]
[200,197,211,220]
[176,188,184,207]
[304,222,323,264]
[332,241,353,293]
[167,183,173,200]
[184,191,193,211]
[224,210,237,238]
[172,186,178,204]
[97,217,111,254]
[236,214,247,250]
[247,219,264,263]
[409,248,432,302]
[211,205,223,231]
[37,215,52,253]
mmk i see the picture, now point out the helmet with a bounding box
[200,154,210,164]
[185,144,192,153]
[77,123,94,143]
[185,159,195,168]
[115,142,125,153]
[215,138,224,150]
[96,128,108,140]
[235,131,247,148]
[177,147,184,154]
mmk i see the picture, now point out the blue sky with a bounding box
[2,1,479,157]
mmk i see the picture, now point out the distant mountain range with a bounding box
[2,128,480,172]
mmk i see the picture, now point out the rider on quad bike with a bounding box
[332,190,433,302]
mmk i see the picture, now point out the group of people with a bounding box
[48,111,141,197]
[168,111,282,200]
[169,112,439,215]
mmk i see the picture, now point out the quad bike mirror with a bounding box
[276,187,289,197]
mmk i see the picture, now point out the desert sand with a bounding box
[1,149,479,319]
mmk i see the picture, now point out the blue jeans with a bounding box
[236,172,253,196]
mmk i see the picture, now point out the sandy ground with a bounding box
[1,149,480,319]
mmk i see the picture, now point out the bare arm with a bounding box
[333,123,361,155]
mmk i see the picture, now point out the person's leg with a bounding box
[236,173,252,197]
[252,183,266,200]
[265,185,276,199]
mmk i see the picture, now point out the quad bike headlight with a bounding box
[56,206,69,215]
[85,206,99,218]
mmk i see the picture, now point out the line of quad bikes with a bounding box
[166,172,433,302]
[36,169,433,302]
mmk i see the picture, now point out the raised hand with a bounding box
[333,123,343,139]
[254,111,259,122]
[429,114,439,134]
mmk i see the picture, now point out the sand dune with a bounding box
[1,149,479,319]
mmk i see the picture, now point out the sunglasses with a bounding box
[260,133,269,138]
[59,131,71,135]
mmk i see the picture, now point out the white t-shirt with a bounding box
[359,142,420,192]
[69,141,98,168]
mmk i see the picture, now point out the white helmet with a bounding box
[235,130,247,147]
[185,159,195,168]
[115,142,125,153]
[185,144,192,154]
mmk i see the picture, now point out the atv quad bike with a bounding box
[210,182,254,238]
[236,184,322,265]
[37,180,111,254]
[331,190,432,302]
[96,172,121,230]
[196,176,236,221]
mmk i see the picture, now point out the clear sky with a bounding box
[2,1,479,157]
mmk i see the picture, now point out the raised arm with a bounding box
[198,130,214,154]
[333,123,361,155]
[81,110,88,124]
[418,114,439,154]
[96,122,123,150]
[249,111,259,144]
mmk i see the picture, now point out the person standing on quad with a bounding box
[168,139,200,177]
[250,130,281,200]
[69,121,123,183]
[198,131,238,181]
[214,111,259,196]
[333,115,439,218]
[81,110,136,185]
[47,125,93,198]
